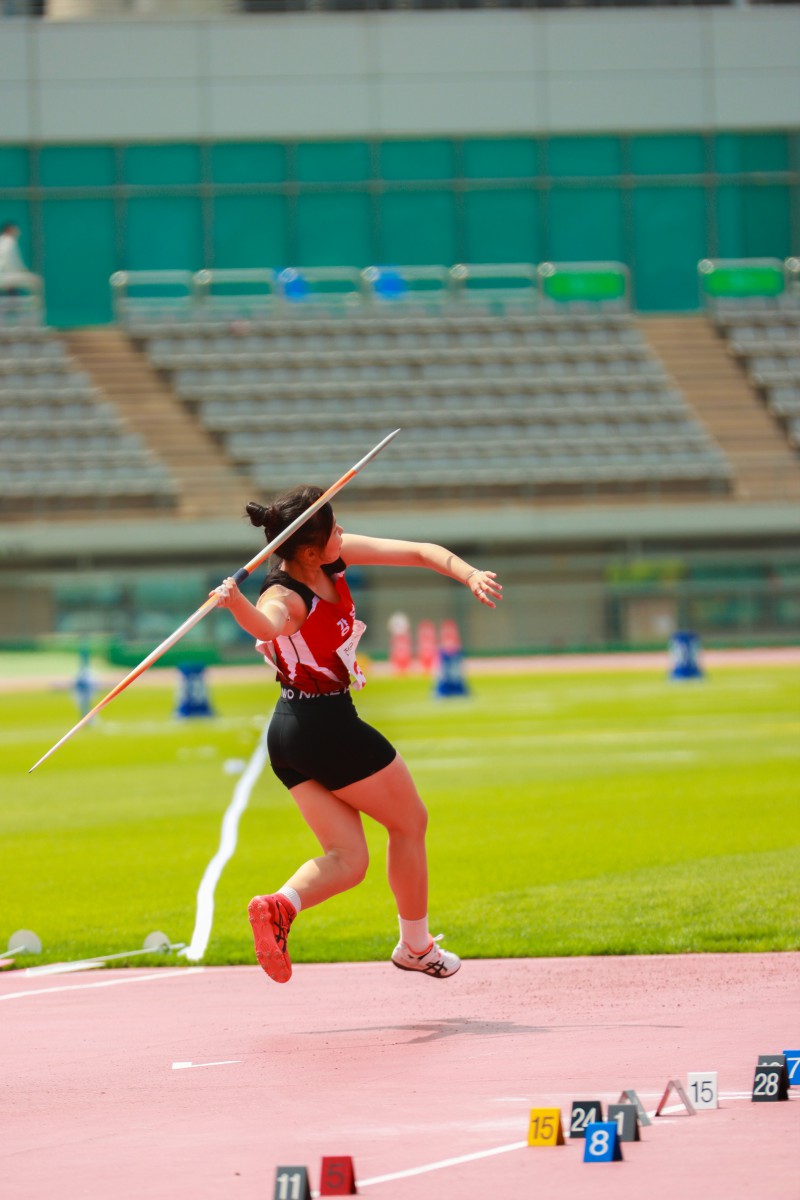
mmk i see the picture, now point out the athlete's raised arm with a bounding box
[341,533,502,608]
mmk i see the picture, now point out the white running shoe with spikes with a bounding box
[391,934,461,978]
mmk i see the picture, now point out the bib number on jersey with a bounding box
[336,619,367,690]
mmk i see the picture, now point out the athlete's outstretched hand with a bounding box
[466,570,503,608]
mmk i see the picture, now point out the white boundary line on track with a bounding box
[347,1094,758,1195]
[181,720,270,962]
[355,1140,529,1190]
[353,1090,757,1189]
[0,967,204,1002]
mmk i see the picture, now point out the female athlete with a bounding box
[213,486,502,983]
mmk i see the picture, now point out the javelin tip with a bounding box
[376,427,401,451]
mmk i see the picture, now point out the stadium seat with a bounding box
[715,304,800,456]
[130,293,731,502]
[0,326,178,517]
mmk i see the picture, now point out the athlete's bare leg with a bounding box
[282,781,370,909]
[336,755,428,920]
[282,755,428,918]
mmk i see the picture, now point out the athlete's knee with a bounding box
[328,843,369,888]
[389,798,428,841]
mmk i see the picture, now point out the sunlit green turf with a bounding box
[2,663,798,968]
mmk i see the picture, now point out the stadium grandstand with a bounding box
[1,1,798,660]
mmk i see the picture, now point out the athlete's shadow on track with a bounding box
[312,1017,680,1045]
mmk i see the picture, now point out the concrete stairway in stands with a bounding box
[640,315,800,504]
[65,328,248,520]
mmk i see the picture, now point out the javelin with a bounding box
[29,429,400,773]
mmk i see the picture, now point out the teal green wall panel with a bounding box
[632,186,708,311]
[39,146,116,188]
[42,198,116,326]
[125,196,204,270]
[462,138,538,179]
[547,136,622,178]
[295,141,371,183]
[212,194,289,268]
[1,131,797,325]
[124,144,202,186]
[629,134,706,176]
[463,188,539,264]
[716,184,792,260]
[379,190,457,265]
[546,187,624,262]
[0,147,30,188]
[296,192,372,266]
[380,140,455,181]
[210,142,287,184]
[715,132,790,174]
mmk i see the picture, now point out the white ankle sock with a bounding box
[399,915,431,954]
[279,885,302,916]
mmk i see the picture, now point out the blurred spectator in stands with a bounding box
[0,222,28,295]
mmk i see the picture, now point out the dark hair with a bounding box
[1,222,19,236]
[246,485,334,561]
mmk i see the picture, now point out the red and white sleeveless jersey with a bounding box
[256,563,366,695]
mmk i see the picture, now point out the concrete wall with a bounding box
[3,9,799,144]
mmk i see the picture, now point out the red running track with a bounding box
[0,953,796,1200]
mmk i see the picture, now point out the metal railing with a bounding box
[0,273,45,325]
[193,268,281,312]
[363,264,452,303]
[538,261,630,309]
[449,263,539,308]
[110,260,635,323]
[698,258,800,310]
[110,270,194,323]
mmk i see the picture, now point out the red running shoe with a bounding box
[248,893,295,983]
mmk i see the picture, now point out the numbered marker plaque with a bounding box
[583,1121,623,1163]
[569,1100,604,1139]
[687,1071,718,1110]
[782,1050,800,1087]
[752,1064,789,1102]
[758,1054,787,1067]
[617,1089,651,1126]
[527,1107,565,1146]
[320,1156,357,1196]
[607,1103,640,1142]
[274,1167,311,1200]
[655,1078,695,1117]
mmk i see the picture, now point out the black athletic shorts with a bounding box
[267,688,397,792]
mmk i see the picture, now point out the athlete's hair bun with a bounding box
[245,501,271,529]
[245,485,332,560]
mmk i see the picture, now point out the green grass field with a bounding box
[2,662,798,968]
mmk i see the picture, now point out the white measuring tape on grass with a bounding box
[181,720,270,962]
